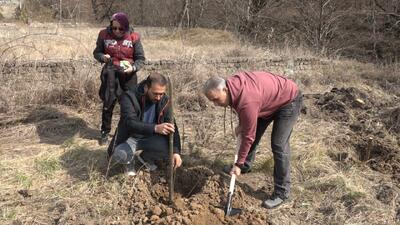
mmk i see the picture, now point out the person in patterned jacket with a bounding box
[93,12,145,145]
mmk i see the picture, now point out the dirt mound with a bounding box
[313,87,400,185]
[381,107,400,134]
[315,87,372,121]
[61,165,268,225]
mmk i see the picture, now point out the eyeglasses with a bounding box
[112,26,124,32]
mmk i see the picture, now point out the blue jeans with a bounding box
[244,92,303,198]
[113,134,169,165]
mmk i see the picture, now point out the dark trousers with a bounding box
[101,68,137,134]
[137,134,169,162]
[244,92,303,198]
[112,134,169,165]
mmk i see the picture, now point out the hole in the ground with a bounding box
[147,166,214,204]
[175,166,213,198]
[328,152,349,162]
[354,138,393,162]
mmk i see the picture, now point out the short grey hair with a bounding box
[203,77,226,95]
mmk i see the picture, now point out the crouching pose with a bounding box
[108,73,182,175]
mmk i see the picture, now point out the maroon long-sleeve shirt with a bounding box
[226,71,299,165]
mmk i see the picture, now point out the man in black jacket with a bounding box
[107,72,182,175]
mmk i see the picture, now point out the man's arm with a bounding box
[235,103,259,165]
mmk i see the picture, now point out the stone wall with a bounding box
[0,57,330,78]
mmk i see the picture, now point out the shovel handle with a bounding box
[229,174,236,193]
[228,136,241,193]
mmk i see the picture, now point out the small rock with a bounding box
[17,189,32,198]
[212,207,225,221]
[165,208,174,216]
[150,215,159,222]
[189,202,202,210]
[355,98,365,105]
[175,215,183,222]
[152,206,162,216]
[137,202,144,209]
[182,217,191,225]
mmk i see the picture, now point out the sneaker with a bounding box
[261,193,287,209]
[124,162,136,176]
[99,131,109,146]
[223,164,252,175]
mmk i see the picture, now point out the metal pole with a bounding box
[167,77,175,204]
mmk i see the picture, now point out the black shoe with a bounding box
[222,164,252,174]
[262,193,288,209]
[99,131,109,146]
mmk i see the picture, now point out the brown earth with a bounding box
[2,83,399,224]
[307,87,400,183]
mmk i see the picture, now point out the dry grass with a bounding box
[0,24,399,224]
[0,24,318,61]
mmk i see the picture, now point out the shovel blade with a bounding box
[224,192,242,216]
[225,207,242,216]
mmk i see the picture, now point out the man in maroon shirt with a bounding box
[203,71,303,208]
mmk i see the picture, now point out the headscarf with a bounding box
[111,12,129,32]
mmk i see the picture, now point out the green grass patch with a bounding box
[212,158,226,168]
[1,207,17,220]
[304,176,346,192]
[62,145,90,166]
[15,173,32,189]
[342,191,366,202]
[61,137,75,149]
[34,156,61,178]
[254,157,274,174]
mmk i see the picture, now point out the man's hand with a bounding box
[103,54,111,63]
[154,123,175,135]
[173,153,182,169]
[230,164,241,176]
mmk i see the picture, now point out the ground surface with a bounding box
[0,25,399,225]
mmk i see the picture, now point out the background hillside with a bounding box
[2,0,400,62]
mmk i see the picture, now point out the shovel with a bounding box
[224,137,243,216]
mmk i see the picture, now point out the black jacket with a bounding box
[107,81,181,156]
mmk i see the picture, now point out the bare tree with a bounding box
[288,0,351,53]
[91,0,116,22]
[178,0,191,28]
